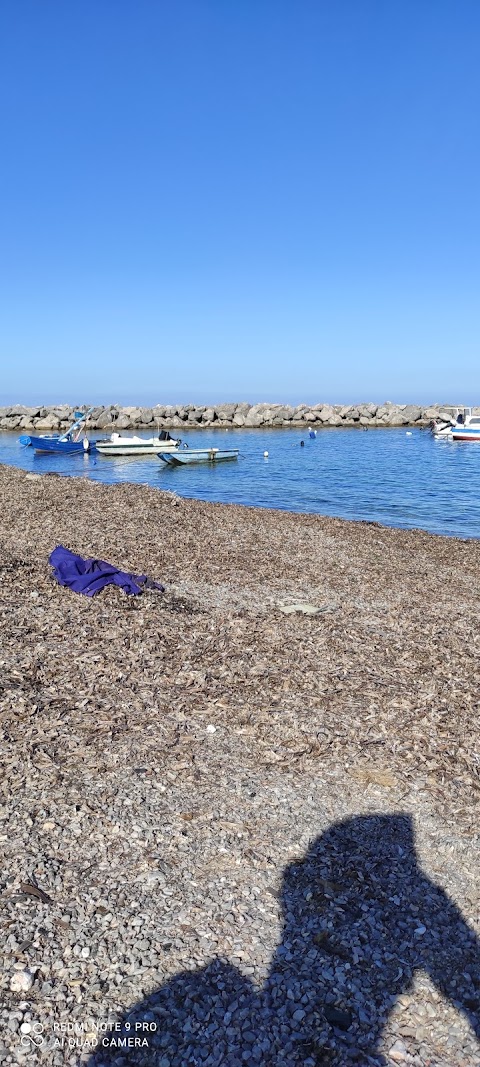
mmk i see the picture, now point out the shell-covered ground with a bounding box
[0,464,479,1066]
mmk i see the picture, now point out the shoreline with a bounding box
[1,465,479,1063]
[3,461,480,544]
[1,436,479,542]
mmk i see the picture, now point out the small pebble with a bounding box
[9,971,34,993]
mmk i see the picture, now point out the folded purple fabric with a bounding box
[49,545,164,597]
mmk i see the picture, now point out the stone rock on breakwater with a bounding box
[0,401,475,431]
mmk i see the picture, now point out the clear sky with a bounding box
[1,1,479,405]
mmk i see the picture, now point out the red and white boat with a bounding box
[433,408,480,442]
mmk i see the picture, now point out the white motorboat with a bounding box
[95,431,181,456]
[432,408,480,442]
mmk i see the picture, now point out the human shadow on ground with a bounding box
[88,814,480,1065]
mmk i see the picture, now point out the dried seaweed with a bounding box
[0,463,479,1064]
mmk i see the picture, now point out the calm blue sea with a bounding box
[1,427,479,539]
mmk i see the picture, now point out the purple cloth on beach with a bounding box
[49,545,164,597]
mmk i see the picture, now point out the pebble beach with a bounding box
[0,463,479,1066]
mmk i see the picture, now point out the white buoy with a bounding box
[406,431,412,436]
[264,450,269,457]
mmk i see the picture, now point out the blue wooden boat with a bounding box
[29,435,90,455]
[22,410,94,454]
[159,447,239,465]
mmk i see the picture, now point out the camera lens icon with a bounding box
[20,1022,45,1048]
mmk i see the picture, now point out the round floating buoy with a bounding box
[264,451,269,457]
[406,431,412,436]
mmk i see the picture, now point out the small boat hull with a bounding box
[450,430,480,441]
[160,448,239,465]
[29,435,90,454]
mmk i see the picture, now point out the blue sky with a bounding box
[1,1,479,405]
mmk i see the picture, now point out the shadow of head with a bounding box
[88,813,480,1066]
[282,811,418,901]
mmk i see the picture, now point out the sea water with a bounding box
[1,427,479,539]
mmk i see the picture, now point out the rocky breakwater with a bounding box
[0,401,468,431]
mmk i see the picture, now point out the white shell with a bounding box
[10,969,34,992]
